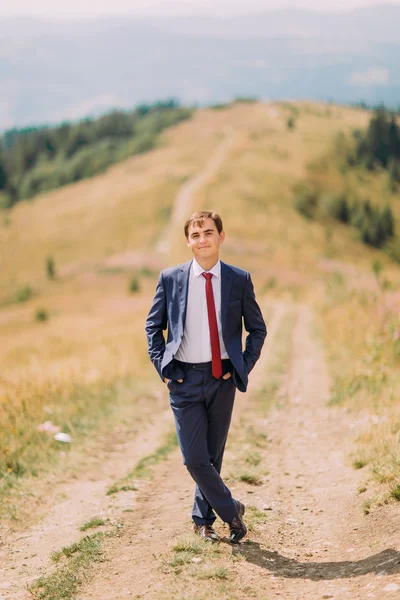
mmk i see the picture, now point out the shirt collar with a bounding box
[192,258,221,278]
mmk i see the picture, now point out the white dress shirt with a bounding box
[175,258,229,363]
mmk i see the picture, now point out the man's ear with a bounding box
[186,237,191,248]
[219,230,226,244]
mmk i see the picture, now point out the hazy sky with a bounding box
[1,0,400,19]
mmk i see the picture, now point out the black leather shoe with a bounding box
[193,523,219,542]
[229,500,247,544]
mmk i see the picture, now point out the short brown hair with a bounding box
[184,211,223,238]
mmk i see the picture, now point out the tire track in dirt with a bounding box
[233,304,400,599]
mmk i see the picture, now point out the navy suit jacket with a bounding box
[145,259,267,393]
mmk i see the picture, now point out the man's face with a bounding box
[186,218,225,260]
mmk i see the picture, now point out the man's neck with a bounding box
[194,256,219,272]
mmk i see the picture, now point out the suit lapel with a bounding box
[220,261,233,332]
[178,260,192,330]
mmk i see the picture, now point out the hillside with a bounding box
[1,101,400,600]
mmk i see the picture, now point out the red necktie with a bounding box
[202,272,222,379]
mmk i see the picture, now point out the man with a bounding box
[145,211,267,543]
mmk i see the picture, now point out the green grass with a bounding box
[163,534,221,575]
[245,505,268,532]
[51,534,105,562]
[30,531,115,599]
[245,451,262,467]
[363,499,372,515]
[0,380,124,513]
[390,484,400,501]
[239,423,268,447]
[253,310,297,413]
[106,430,178,495]
[189,566,229,580]
[128,276,140,293]
[15,284,34,303]
[173,537,204,554]
[228,309,295,489]
[0,379,162,523]
[238,472,263,486]
[137,266,158,278]
[106,483,138,496]
[35,308,49,322]
[167,551,195,568]
[79,517,106,531]
[128,430,178,478]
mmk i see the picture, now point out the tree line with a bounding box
[349,107,400,190]
[294,107,399,259]
[295,185,395,250]
[0,99,192,209]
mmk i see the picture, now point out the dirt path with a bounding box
[0,299,280,600]
[2,119,399,599]
[242,304,400,599]
[0,396,174,600]
[0,119,243,600]
[72,303,400,600]
[0,120,241,600]
[72,301,286,600]
[2,301,399,600]
[156,127,237,255]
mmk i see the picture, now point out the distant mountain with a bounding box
[1,4,400,131]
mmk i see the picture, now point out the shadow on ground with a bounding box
[227,541,400,580]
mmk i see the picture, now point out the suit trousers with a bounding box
[168,359,237,525]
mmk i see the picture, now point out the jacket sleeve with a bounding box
[242,273,267,376]
[145,272,167,381]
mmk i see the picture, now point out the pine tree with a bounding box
[388,116,400,160]
[380,205,395,239]
[354,109,400,171]
[349,199,364,229]
[0,150,7,190]
[365,109,389,167]
[388,158,400,191]
[337,195,349,223]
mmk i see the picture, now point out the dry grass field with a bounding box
[1,100,400,600]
